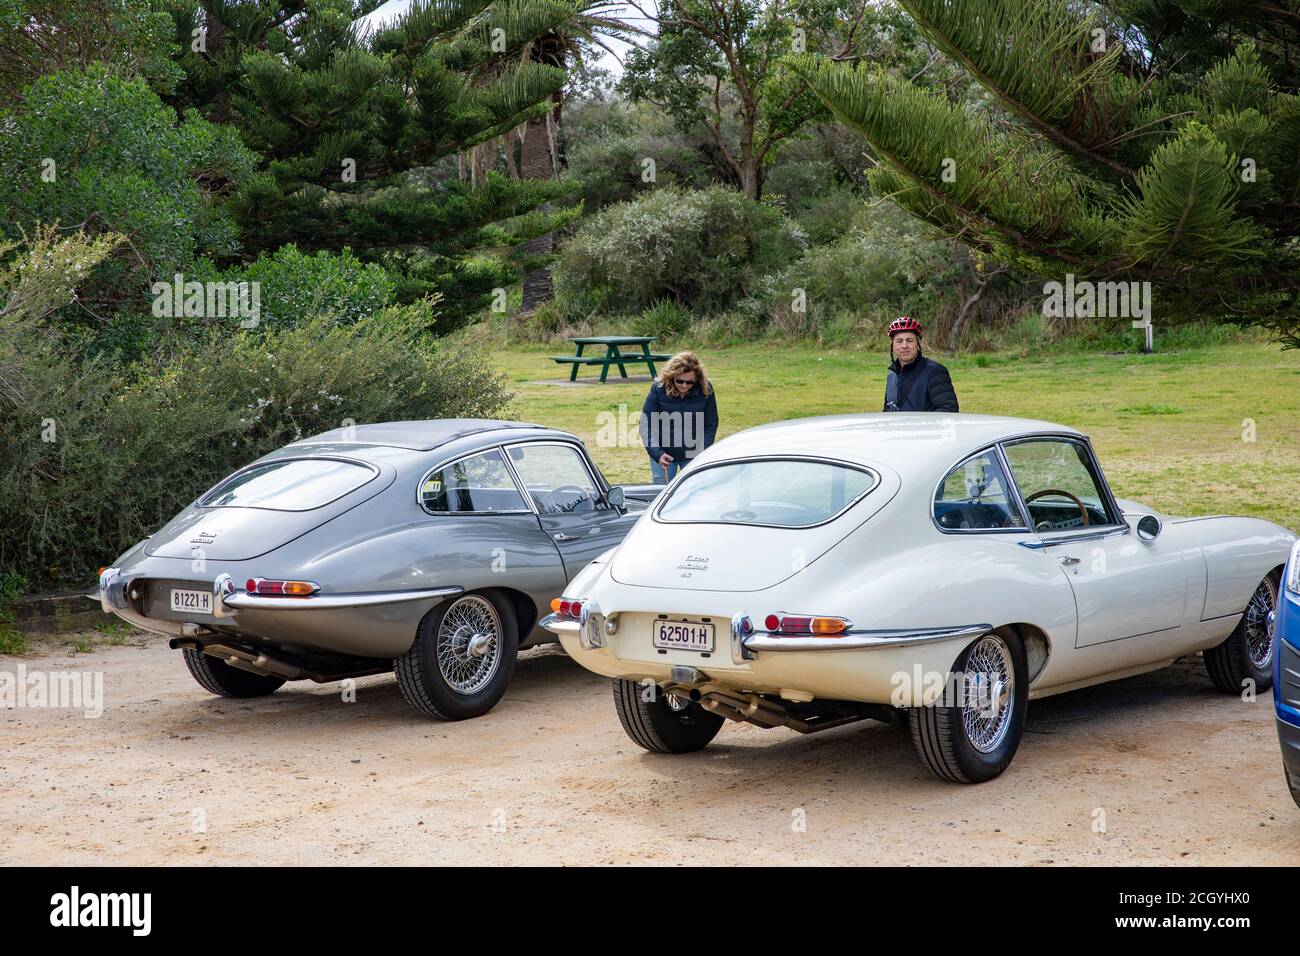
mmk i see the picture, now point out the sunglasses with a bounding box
[673,377,695,386]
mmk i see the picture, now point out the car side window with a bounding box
[420,450,528,514]
[1001,438,1116,532]
[506,443,606,515]
[934,452,1025,530]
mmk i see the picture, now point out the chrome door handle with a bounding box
[1058,555,1081,565]
[553,532,580,542]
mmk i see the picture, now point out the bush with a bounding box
[230,245,398,329]
[727,201,964,340]
[765,166,865,246]
[634,298,690,341]
[554,186,806,314]
[0,569,27,652]
[0,306,513,591]
[0,65,256,339]
[562,97,713,213]
[524,287,608,340]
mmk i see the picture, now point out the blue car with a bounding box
[1276,540,1300,808]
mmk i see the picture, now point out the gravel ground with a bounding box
[2,632,1297,865]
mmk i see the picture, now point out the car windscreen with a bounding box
[200,459,376,511]
[656,458,876,528]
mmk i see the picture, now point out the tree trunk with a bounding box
[519,34,566,313]
[519,105,556,310]
[949,254,1006,347]
[738,111,760,200]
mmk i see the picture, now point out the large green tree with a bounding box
[619,0,953,199]
[793,0,1300,343]
[513,2,640,311]
[0,0,181,100]
[163,0,587,314]
[0,65,258,351]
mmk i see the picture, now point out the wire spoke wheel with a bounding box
[436,595,502,695]
[1243,576,1277,670]
[961,634,1015,754]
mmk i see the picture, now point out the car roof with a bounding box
[706,414,1084,478]
[286,419,556,453]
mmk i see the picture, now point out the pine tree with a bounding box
[792,1,1300,345]
[513,2,640,312]
[163,0,586,318]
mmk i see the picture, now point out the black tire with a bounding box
[909,627,1028,784]
[1286,764,1300,812]
[395,590,518,720]
[1204,572,1279,695]
[613,678,724,754]
[183,648,285,699]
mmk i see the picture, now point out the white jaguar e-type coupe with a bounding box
[543,414,1294,783]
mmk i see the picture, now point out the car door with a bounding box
[1001,436,1187,649]
[503,440,633,581]
[417,447,568,599]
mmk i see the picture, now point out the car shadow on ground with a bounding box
[155,648,1229,780]
[629,656,1231,786]
[162,644,594,733]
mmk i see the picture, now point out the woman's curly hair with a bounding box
[657,351,712,396]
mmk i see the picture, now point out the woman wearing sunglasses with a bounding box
[638,351,719,484]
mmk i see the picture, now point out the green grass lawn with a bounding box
[483,339,1300,532]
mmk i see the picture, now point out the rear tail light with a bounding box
[763,613,851,636]
[550,597,584,619]
[246,578,319,597]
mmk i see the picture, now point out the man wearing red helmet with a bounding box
[883,316,959,412]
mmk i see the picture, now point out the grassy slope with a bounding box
[483,340,1300,532]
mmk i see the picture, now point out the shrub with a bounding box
[562,97,713,213]
[729,201,962,339]
[634,298,690,341]
[555,186,806,314]
[524,288,607,340]
[0,65,256,338]
[0,568,28,653]
[0,306,513,591]
[230,245,398,329]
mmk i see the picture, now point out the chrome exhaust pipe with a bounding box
[699,689,882,735]
[169,637,388,683]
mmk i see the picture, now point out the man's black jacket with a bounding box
[882,353,959,412]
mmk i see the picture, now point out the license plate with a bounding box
[651,619,714,652]
[170,588,212,615]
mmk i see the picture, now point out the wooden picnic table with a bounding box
[550,335,672,383]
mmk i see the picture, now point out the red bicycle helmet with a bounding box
[888,316,922,337]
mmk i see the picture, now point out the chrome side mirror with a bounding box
[606,485,626,509]
[1136,513,1162,541]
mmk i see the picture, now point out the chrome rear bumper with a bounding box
[541,606,990,658]
[96,567,463,631]
[742,624,991,652]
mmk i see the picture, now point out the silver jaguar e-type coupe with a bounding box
[97,420,659,719]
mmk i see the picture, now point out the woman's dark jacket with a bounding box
[639,381,719,463]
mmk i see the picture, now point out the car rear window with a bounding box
[200,459,375,511]
[656,458,876,528]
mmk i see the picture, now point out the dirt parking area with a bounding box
[2,631,1297,865]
